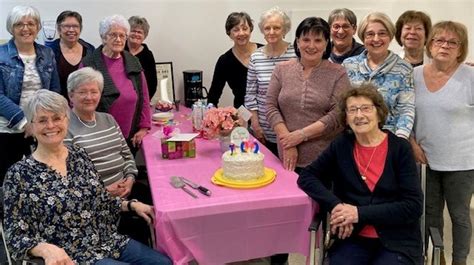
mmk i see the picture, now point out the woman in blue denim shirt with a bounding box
[0,5,60,183]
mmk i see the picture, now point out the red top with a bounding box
[353,134,388,238]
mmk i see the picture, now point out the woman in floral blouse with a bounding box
[3,89,172,264]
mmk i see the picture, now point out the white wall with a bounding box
[1,0,473,107]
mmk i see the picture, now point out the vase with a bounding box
[219,134,231,152]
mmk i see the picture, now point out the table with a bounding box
[142,107,315,265]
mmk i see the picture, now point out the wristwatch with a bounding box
[127,199,138,212]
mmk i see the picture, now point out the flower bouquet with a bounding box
[202,106,240,139]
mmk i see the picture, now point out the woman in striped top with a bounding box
[244,6,296,155]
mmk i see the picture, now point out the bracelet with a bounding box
[299,128,308,142]
[127,199,138,212]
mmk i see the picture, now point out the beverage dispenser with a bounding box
[183,70,208,108]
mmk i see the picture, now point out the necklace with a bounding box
[73,111,96,128]
[354,143,378,181]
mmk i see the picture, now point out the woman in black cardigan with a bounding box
[298,84,423,265]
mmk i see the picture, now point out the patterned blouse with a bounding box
[3,144,129,263]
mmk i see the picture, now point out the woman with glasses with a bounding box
[342,12,414,140]
[125,16,157,100]
[411,21,473,265]
[47,10,94,99]
[0,5,60,184]
[82,14,151,155]
[298,84,423,265]
[3,89,172,264]
[327,8,365,64]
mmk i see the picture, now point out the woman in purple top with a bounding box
[266,17,350,172]
[82,14,151,154]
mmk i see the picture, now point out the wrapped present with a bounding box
[161,133,198,159]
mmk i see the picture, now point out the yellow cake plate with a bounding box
[211,167,276,189]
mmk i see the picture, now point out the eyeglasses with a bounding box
[60,24,80,30]
[331,24,353,31]
[432,38,461,49]
[107,33,128,40]
[130,29,145,35]
[346,104,375,115]
[14,22,37,30]
[364,31,389,39]
[32,115,67,126]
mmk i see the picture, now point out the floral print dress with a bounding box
[3,145,129,263]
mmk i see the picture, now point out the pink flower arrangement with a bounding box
[202,107,240,138]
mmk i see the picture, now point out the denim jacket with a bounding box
[0,39,60,128]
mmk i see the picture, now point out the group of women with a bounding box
[0,3,472,265]
[208,6,472,265]
[0,5,171,264]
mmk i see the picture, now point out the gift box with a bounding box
[161,134,197,159]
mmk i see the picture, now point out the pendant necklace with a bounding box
[355,143,378,181]
[74,111,97,128]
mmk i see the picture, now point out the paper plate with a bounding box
[211,167,276,189]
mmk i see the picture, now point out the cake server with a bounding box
[179,176,212,196]
[170,176,198,198]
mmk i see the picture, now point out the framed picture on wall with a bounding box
[155,62,175,102]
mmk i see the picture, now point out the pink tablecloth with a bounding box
[142,107,315,265]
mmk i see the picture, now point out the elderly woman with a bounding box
[266,17,350,172]
[207,12,262,108]
[342,12,414,139]
[64,67,152,245]
[3,90,172,264]
[0,5,60,183]
[411,21,473,265]
[47,10,95,98]
[82,14,151,155]
[328,8,365,64]
[395,10,432,67]
[125,16,157,99]
[298,84,423,265]
[244,6,296,155]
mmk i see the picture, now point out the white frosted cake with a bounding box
[222,150,265,181]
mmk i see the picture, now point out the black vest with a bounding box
[82,46,144,137]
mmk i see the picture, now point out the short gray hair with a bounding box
[328,8,358,27]
[67,67,104,95]
[358,12,395,41]
[129,16,150,38]
[6,6,42,35]
[258,6,291,35]
[25,90,69,123]
[99,14,130,40]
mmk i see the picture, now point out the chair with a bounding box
[307,164,444,265]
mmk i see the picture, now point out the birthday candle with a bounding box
[253,141,259,153]
[240,141,245,153]
[229,143,235,155]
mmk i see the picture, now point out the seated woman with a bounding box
[3,89,172,265]
[298,84,423,265]
[64,67,152,245]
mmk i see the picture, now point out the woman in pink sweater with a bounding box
[266,17,350,171]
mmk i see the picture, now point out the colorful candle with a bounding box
[229,143,235,155]
[253,141,259,153]
[240,141,245,153]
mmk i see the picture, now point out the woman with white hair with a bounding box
[3,89,172,264]
[0,5,60,184]
[82,14,151,155]
[244,6,296,156]
[342,12,414,139]
[65,67,153,245]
